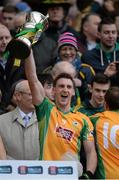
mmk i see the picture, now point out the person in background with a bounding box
[92,0,117,19]
[104,61,119,86]
[51,61,77,79]
[78,73,110,116]
[0,23,12,113]
[0,23,26,114]
[3,0,21,6]
[57,32,95,83]
[78,73,110,173]
[78,13,101,54]
[1,5,19,37]
[15,1,31,13]
[0,23,12,61]
[13,12,27,34]
[114,12,119,41]
[32,0,80,75]
[56,32,81,71]
[0,80,40,160]
[66,0,80,30]
[38,73,54,101]
[91,86,119,179]
[81,17,119,73]
[56,31,95,101]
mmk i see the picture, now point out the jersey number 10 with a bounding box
[103,122,119,149]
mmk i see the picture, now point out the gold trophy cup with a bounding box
[7,11,49,59]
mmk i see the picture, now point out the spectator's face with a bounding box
[2,12,16,30]
[89,82,110,107]
[53,78,75,111]
[14,13,26,33]
[48,6,64,23]
[83,15,101,39]
[59,45,77,62]
[104,0,115,12]
[99,24,118,48]
[0,26,11,54]
[15,82,35,113]
[44,82,54,101]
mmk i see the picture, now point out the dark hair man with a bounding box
[78,73,110,116]
[91,86,119,179]
[81,17,119,73]
[25,49,97,179]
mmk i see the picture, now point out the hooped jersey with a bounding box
[91,111,119,179]
[35,98,94,160]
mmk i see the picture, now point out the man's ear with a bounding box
[52,87,56,96]
[51,87,55,97]
[83,21,90,32]
[72,88,75,96]
[97,31,101,39]
[88,84,93,93]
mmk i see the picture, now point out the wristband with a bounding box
[79,170,94,179]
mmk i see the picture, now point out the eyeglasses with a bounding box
[19,91,32,96]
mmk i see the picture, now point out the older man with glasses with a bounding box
[0,80,40,160]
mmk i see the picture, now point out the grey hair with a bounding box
[15,80,28,92]
[51,61,76,79]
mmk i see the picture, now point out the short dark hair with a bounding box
[105,86,119,110]
[91,73,110,86]
[2,5,19,14]
[38,73,53,86]
[98,17,116,32]
[53,73,75,89]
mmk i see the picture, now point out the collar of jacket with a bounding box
[96,42,119,51]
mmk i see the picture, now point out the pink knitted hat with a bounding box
[58,32,78,51]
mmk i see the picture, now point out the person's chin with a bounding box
[59,100,68,107]
[97,101,103,107]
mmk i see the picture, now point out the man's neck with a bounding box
[57,104,71,113]
[100,43,115,52]
[86,35,97,43]
[49,20,63,29]
[0,53,4,59]
[89,99,103,108]
[18,106,34,114]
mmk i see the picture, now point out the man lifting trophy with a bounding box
[7,11,49,59]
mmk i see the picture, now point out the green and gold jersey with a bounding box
[91,111,119,179]
[35,98,94,160]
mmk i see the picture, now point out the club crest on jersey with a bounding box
[56,126,74,141]
[72,121,79,127]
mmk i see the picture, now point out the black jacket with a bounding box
[0,54,25,110]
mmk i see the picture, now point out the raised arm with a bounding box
[25,49,45,105]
